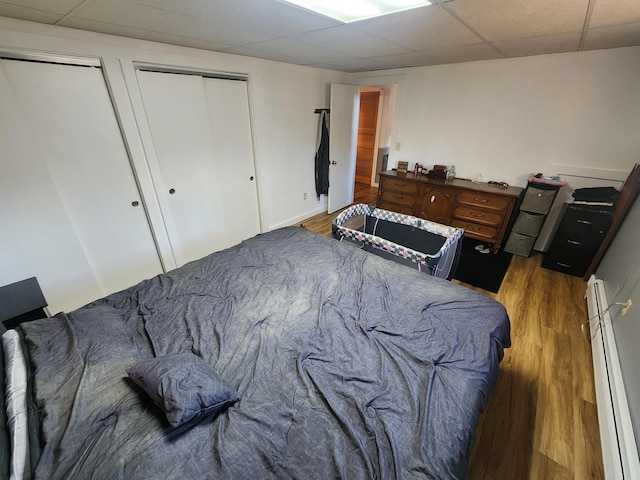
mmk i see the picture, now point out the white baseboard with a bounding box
[267,204,328,231]
[586,275,640,480]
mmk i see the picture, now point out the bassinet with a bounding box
[332,204,464,280]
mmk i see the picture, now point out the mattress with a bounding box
[2,329,30,480]
[13,227,510,479]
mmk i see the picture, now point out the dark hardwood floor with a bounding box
[299,182,604,480]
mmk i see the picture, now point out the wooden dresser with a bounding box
[377,171,523,250]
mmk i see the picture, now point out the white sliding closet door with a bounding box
[0,59,162,314]
[136,70,260,267]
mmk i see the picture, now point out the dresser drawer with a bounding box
[379,190,417,208]
[451,219,497,242]
[452,206,503,227]
[520,186,557,214]
[511,211,545,236]
[551,230,606,254]
[542,247,591,277]
[376,201,413,216]
[456,191,509,212]
[381,178,419,194]
[503,232,536,257]
[560,206,613,233]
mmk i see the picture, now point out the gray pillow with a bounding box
[127,352,238,428]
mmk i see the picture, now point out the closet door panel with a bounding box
[0,65,100,313]
[136,70,260,267]
[0,59,162,312]
[203,78,260,248]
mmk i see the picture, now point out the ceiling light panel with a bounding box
[278,0,432,23]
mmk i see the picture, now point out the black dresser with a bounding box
[542,204,614,277]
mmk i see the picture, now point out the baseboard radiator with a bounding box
[586,276,640,479]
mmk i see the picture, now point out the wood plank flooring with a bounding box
[298,184,604,480]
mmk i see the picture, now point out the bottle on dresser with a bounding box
[446,165,456,181]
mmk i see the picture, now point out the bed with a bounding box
[3,226,510,479]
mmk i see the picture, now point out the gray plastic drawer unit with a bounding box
[520,186,557,214]
[511,211,546,236]
[504,231,536,257]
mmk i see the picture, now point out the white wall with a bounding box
[0,17,347,237]
[596,193,640,468]
[3,16,639,234]
[352,47,640,189]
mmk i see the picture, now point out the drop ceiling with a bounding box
[1,0,639,73]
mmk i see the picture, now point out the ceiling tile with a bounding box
[60,17,233,51]
[0,0,84,15]
[241,37,356,64]
[493,31,581,58]
[310,57,393,73]
[219,45,309,65]
[63,0,275,46]
[288,25,412,58]
[423,42,506,63]
[583,21,640,50]
[125,0,341,36]
[368,51,443,68]
[589,0,640,27]
[353,5,483,51]
[448,0,590,41]
[0,4,62,23]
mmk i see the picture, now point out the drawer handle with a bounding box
[577,219,592,225]
[470,213,485,218]
[393,182,405,188]
[474,197,489,203]
[557,262,572,268]
[430,195,436,203]
[567,240,582,245]
[393,194,404,200]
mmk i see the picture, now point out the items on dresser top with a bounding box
[572,186,621,207]
[377,171,522,251]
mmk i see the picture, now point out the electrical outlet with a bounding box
[621,299,633,316]
[303,192,308,200]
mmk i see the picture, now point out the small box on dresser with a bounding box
[542,204,614,277]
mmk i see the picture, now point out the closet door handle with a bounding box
[131,201,140,207]
[331,161,337,165]
[250,176,254,181]
[169,188,176,194]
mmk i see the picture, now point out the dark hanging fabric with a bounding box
[315,110,330,200]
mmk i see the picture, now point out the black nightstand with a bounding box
[0,277,48,330]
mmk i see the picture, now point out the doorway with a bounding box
[328,81,396,213]
[354,84,395,192]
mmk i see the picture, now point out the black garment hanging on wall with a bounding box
[315,110,329,199]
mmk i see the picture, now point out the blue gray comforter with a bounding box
[19,227,510,479]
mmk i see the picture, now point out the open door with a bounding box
[328,83,360,214]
